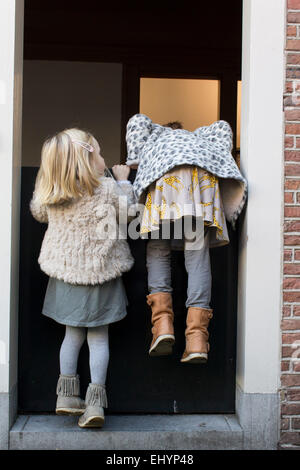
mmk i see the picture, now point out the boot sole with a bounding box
[78,416,105,428]
[56,408,85,416]
[149,335,175,356]
[181,353,208,363]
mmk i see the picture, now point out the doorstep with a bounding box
[10,414,243,450]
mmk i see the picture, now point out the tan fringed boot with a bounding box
[147,292,175,356]
[78,383,107,428]
[181,307,213,363]
[55,374,86,415]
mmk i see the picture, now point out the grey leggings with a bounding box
[146,229,212,309]
[59,325,109,386]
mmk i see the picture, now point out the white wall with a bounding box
[236,81,241,148]
[237,0,285,393]
[22,61,122,168]
[0,0,23,393]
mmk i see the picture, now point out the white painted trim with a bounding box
[237,0,285,393]
[0,0,24,394]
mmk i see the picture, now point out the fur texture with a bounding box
[30,177,135,285]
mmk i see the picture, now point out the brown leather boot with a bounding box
[147,292,175,356]
[181,307,213,363]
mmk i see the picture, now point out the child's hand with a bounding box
[112,164,130,181]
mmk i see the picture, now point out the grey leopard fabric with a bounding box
[126,113,247,228]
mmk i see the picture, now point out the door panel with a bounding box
[18,167,237,413]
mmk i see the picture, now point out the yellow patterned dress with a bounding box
[140,165,229,248]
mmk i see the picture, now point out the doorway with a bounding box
[18,0,242,414]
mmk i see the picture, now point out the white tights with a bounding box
[59,325,109,386]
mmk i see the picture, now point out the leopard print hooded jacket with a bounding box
[126,113,247,228]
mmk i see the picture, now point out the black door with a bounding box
[20,0,242,414]
[18,166,238,413]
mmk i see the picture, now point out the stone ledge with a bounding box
[10,414,243,450]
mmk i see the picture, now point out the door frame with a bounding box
[0,0,285,450]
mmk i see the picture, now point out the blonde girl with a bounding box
[30,128,134,428]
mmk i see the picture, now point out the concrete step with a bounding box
[10,414,243,450]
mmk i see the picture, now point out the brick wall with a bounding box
[281,0,300,450]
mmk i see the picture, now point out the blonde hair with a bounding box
[34,128,101,205]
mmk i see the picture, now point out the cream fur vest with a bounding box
[30,177,135,285]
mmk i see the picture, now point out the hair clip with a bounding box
[72,140,94,153]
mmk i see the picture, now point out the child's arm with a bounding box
[116,180,136,207]
[125,113,152,167]
[112,165,136,207]
[30,192,48,223]
[105,165,136,221]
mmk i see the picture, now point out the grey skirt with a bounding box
[42,276,128,328]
